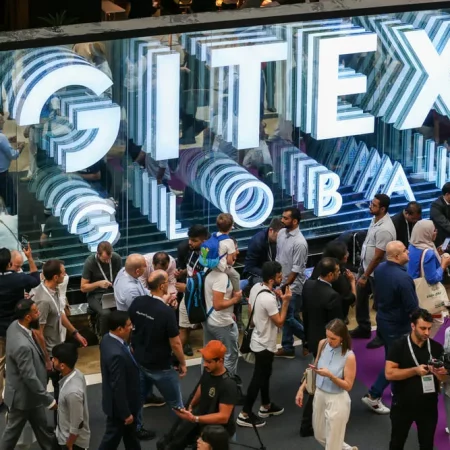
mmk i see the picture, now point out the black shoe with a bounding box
[349,327,371,339]
[183,343,194,357]
[179,134,196,145]
[137,427,156,440]
[144,394,166,408]
[300,427,314,437]
[237,412,266,428]
[267,107,277,113]
[258,402,284,418]
[366,335,384,349]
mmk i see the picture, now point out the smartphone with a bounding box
[172,406,184,412]
[20,236,29,251]
[443,237,450,251]
[308,364,317,369]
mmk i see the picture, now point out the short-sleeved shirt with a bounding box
[249,283,279,353]
[81,253,122,298]
[33,283,62,355]
[114,268,149,311]
[276,227,308,295]
[387,335,443,406]
[0,133,19,173]
[195,371,237,436]
[204,270,234,327]
[139,253,177,294]
[129,294,179,370]
[361,214,396,276]
[177,242,205,280]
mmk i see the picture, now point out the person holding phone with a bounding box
[296,319,358,450]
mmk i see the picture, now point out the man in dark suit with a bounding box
[99,311,142,450]
[0,299,56,450]
[391,201,422,248]
[300,257,343,438]
[430,182,450,247]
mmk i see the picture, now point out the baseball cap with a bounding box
[200,340,227,360]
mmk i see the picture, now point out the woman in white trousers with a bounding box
[296,319,357,450]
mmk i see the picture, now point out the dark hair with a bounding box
[374,193,391,212]
[326,319,351,355]
[283,207,301,223]
[216,213,234,233]
[318,257,339,278]
[108,310,130,331]
[411,308,433,325]
[152,252,169,269]
[97,241,113,256]
[262,261,282,283]
[148,272,167,291]
[0,248,11,272]
[323,240,348,263]
[188,224,208,239]
[43,259,64,281]
[52,343,78,369]
[201,425,230,450]
[442,182,450,196]
[268,218,284,232]
[405,201,422,215]
[15,298,35,320]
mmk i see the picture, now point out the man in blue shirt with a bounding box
[0,114,24,214]
[361,240,419,415]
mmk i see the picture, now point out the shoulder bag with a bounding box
[302,339,327,395]
[414,249,448,314]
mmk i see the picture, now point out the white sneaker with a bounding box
[446,427,449,434]
[361,395,390,414]
[351,447,359,450]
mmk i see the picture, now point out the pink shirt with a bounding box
[139,253,177,294]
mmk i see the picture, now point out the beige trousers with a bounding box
[313,388,354,450]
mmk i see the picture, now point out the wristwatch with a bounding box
[195,416,199,423]
[72,329,79,336]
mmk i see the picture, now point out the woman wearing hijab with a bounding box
[407,219,450,337]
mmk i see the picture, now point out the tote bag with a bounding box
[303,340,327,395]
[414,249,448,314]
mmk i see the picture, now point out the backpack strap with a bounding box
[245,288,273,333]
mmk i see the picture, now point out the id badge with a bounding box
[187,266,194,277]
[421,375,436,394]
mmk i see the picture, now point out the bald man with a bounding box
[9,250,24,273]
[113,254,149,311]
[361,240,419,415]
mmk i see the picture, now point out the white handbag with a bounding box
[414,249,448,314]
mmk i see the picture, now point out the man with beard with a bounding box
[0,299,56,450]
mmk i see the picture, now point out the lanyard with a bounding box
[59,370,77,397]
[42,283,61,318]
[187,252,199,274]
[96,257,113,283]
[405,218,411,243]
[407,335,431,367]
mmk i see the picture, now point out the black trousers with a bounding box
[243,350,274,414]
[98,417,141,450]
[389,399,438,450]
[0,171,16,215]
[300,350,317,432]
[48,369,60,426]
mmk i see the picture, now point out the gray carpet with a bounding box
[0,353,421,449]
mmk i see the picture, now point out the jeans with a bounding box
[243,350,274,414]
[203,321,239,376]
[137,367,183,430]
[389,399,438,450]
[281,294,304,352]
[369,321,409,399]
[355,270,374,333]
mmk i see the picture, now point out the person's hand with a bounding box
[75,333,88,347]
[295,389,304,408]
[178,363,187,378]
[23,245,33,260]
[98,280,112,289]
[173,408,196,422]
[357,276,368,288]
[124,414,134,425]
[233,290,242,304]
[345,269,355,283]
[429,365,448,376]
[8,135,17,144]
[174,269,183,279]
[45,359,53,372]
[17,142,25,151]
[415,364,429,377]
[280,285,292,303]
[49,402,58,410]
[175,282,186,293]
[66,445,73,450]
[437,245,444,256]
[313,367,333,379]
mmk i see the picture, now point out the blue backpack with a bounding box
[185,269,213,324]
[199,232,229,269]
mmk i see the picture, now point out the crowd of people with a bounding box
[1,184,450,449]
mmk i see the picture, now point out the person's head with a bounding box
[369,194,390,217]
[125,254,146,279]
[52,343,78,375]
[404,201,422,224]
[108,310,133,341]
[261,261,283,288]
[216,213,234,234]
[410,219,437,248]
[152,252,170,271]
[281,207,301,231]
[200,340,226,375]
[148,270,169,296]
[411,308,434,344]
[43,259,66,286]
[96,241,113,264]
[323,240,349,264]
[10,250,24,272]
[442,182,450,203]
[15,298,40,329]
[325,319,351,355]
[0,248,12,273]
[197,425,230,450]
[317,257,340,283]
[188,225,209,251]
[386,241,409,265]
[267,218,284,243]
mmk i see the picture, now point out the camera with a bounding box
[428,353,450,371]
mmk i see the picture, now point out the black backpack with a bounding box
[185,269,213,324]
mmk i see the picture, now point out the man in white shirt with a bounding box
[237,261,291,428]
